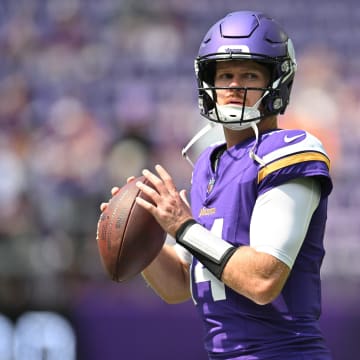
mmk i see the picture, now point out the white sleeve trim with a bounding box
[261,132,328,165]
[250,178,321,269]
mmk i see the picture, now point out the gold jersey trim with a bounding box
[258,151,330,183]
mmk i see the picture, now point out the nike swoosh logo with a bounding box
[284,133,306,143]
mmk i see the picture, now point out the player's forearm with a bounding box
[141,244,191,304]
[221,246,290,305]
[175,220,290,305]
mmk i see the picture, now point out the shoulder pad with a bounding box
[260,130,329,166]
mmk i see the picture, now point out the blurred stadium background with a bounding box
[0,0,359,358]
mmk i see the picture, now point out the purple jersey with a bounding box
[190,129,333,359]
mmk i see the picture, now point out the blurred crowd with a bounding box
[0,0,359,314]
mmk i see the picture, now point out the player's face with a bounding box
[214,60,270,107]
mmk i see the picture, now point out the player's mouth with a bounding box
[226,99,245,106]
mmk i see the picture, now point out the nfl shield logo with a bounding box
[207,178,215,194]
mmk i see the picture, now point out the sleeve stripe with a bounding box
[258,151,331,183]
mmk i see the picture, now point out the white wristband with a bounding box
[181,223,234,263]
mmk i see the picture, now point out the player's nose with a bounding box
[228,74,243,88]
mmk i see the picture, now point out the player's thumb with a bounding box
[180,189,190,208]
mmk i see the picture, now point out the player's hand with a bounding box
[135,164,193,238]
[100,176,136,212]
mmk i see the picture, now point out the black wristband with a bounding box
[194,246,237,280]
[175,219,237,280]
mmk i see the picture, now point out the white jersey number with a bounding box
[191,218,227,304]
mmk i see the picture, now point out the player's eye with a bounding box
[217,72,233,80]
[242,72,259,80]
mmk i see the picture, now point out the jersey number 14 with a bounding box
[191,218,227,303]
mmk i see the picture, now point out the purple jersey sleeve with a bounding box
[257,129,332,197]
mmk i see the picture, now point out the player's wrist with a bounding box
[175,219,237,280]
[175,219,198,241]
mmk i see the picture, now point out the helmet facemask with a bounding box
[195,52,296,131]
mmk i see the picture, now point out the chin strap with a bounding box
[181,115,266,168]
[181,122,217,167]
[249,122,266,166]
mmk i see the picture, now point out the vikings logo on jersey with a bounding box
[189,129,332,357]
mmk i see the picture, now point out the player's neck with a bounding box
[223,116,278,148]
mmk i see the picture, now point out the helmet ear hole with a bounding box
[273,98,283,111]
[264,94,286,114]
[263,77,293,115]
[278,80,293,114]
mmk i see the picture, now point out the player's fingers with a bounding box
[136,179,161,204]
[141,169,166,194]
[126,176,136,183]
[135,196,155,214]
[111,186,120,196]
[154,164,177,194]
[109,178,134,198]
[100,202,108,212]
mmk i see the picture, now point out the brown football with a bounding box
[96,176,166,282]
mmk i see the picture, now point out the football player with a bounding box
[103,10,333,360]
